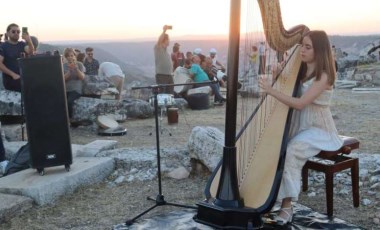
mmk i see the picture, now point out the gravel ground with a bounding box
[0,89,379,230]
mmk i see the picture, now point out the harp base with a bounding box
[193,200,263,229]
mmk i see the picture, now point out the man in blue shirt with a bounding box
[0,23,34,92]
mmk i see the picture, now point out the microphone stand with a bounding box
[125,82,208,226]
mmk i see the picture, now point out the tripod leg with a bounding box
[125,203,159,226]
[165,200,198,209]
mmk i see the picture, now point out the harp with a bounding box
[193,0,309,228]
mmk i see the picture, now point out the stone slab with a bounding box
[352,87,380,91]
[0,157,114,205]
[77,140,118,157]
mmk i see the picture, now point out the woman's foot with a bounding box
[274,207,293,225]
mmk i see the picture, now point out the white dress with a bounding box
[276,78,343,201]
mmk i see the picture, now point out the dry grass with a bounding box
[0,89,378,229]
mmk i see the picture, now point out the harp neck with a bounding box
[258,0,309,52]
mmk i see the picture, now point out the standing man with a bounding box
[0,23,34,92]
[258,41,266,75]
[83,47,100,76]
[98,62,125,101]
[154,25,174,94]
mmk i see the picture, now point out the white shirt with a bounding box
[98,62,125,78]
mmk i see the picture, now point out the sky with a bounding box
[1,0,379,43]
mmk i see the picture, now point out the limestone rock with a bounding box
[187,126,224,172]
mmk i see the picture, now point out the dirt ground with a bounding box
[0,89,379,230]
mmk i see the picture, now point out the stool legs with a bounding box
[325,170,334,218]
[352,158,360,207]
[302,166,309,192]
[301,158,360,218]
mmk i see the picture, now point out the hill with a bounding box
[38,34,380,83]
[37,43,154,85]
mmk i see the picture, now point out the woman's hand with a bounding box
[68,62,77,70]
[258,75,273,94]
[271,62,284,77]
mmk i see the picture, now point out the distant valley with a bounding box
[38,34,380,85]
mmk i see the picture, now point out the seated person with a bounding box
[98,62,125,100]
[189,55,225,104]
[173,58,192,97]
[208,48,226,72]
[203,56,225,87]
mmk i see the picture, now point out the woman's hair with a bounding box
[76,53,85,62]
[173,45,179,52]
[301,30,336,85]
[63,48,77,59]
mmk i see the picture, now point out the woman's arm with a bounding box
[259,72,330,110]
[75,63,85,80]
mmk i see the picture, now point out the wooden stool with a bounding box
[301,136,360,218]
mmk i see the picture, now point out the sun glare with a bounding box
[0,0,379,42]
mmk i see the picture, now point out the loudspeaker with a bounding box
[19,54,72,174]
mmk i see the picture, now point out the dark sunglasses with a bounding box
[11,30,20,34]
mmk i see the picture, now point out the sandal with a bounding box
[274,207,293,225]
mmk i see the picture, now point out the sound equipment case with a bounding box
[19,53,72,175]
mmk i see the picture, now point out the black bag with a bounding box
[3,143,30,176]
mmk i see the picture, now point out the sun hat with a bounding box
[193,48,202,55]
[209,48,217,54]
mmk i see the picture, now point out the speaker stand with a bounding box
[125,85,197,226]
[149,104,172,136]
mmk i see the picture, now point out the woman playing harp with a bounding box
[259,30,343,225]
[193,0,322,229]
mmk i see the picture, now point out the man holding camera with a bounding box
[154,25,174,94]
[0,23,34,92]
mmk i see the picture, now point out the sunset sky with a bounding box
[1,0,379,43]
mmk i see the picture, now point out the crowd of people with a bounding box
[0,23,126,124]
[154,25,227,105]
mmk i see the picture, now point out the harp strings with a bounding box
[236,0,284,184]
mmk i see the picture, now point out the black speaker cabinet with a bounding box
[19,54,72,175]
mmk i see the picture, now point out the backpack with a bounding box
[3,143,31,176]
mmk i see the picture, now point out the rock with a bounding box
[335,80,358,89]
[98,146,191,182]
[1,124,26,142]
[0,89,154,124]
[167,166,190,179]
[114,176,125,184]
[362,198,371,206]
[187,126,224,172]
[0,90,22,116]
[373,217,380,225]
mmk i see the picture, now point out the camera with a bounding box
[22,27,28,34]
[166,25,173,30]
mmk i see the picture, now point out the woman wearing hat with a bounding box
[209,48,225,72]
